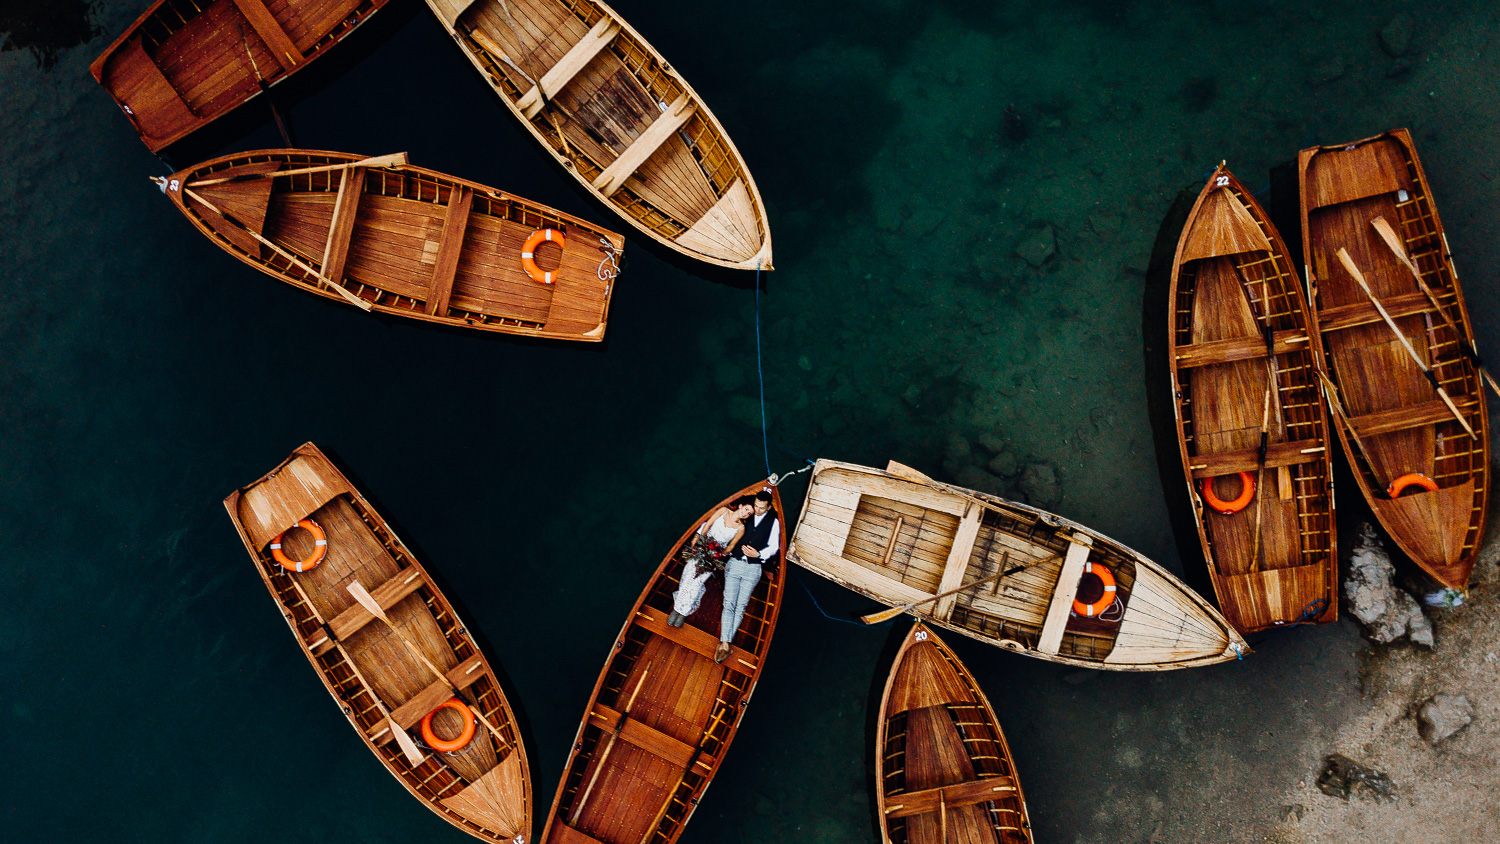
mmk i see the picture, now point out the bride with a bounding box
[668,496,755,628]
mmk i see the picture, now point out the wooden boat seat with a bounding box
[104,38,199,137]
[884,776,1019,819]
[635,606,757,670]
[367,653,487,745]
[308,568,426,655]
[586,702,696,769]
[932,504,984,619]
[551,822,608,844]
[1036,537,1093,655]
[429,0,481,26]
[517,17,622,120]
[1348,396,1481,438]
[229,0,302,72]
[425,186,473,316]
[593,94,698,197]
[320,166,366,284]
[1221,564,1328,627]
[1189,439,1324,479]
[1304,140,1409,210]
[1174,330,1309,370]
[1317,290,1438,334]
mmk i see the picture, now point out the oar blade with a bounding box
[347,581,387,620]
[359,152,408,169]
[390,717,426,766]
[860,604,911,626]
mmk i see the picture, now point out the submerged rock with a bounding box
[1015,226,1056,268]
[944,432,972,465]
[955,465,1006,498]
[1418,694,1474,744]
[1309,57,1346,85]
[987,452,1019,478]
[1316,754,1395,801]
[975,433,1007,455]
[713,362,746,393]
[1020,463,1061,507]
[1380,12,1414,57]
[728,395,763,429]
[1345,523,1435,647]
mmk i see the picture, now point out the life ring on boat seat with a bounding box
[270,519,328,572]
[421,697,476,753]
[521,228,566,284]
[1201,472,1254,515]
[1387,472,1439,499]
[1071,561,1117,618]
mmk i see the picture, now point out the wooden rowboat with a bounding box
[224,443,530,843]
[1167,164,1337,634]
[877,621,1033,844]
[1298,129,1490,590]
[789,460,1248,670]
[162,149,626,341]
[91,0,391,152]
[426,0,773,270]
[540,480,786,844]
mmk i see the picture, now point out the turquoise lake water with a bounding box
[4,0,1500,841]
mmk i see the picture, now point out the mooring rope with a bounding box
[792,567,895,628]
[754,260,771,477]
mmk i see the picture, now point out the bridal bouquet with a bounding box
[681,537,731,574]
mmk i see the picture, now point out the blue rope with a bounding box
[754,262,771,477]
[793,569,894,627]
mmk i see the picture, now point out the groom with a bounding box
[717,489,779,663]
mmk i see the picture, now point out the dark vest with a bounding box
[734,511,778,564]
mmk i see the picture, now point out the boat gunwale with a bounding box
[1165,163,1339,633]
[221,441,532,843]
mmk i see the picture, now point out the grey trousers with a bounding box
[720,558,763,644]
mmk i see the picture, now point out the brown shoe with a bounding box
[714,642,731,664]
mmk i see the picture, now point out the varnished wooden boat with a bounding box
[224,443,530,842]
[789,460,1248,670]
[426,0,772,270]
[877,621,1033,844]
[1167,164,1337,634]
[540,480,786,844]
[1298,129,1490,590]
[163,149,626,340]
[91,0,390,152]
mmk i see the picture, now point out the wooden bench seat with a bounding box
[1348,396,1480,438]
[229,0,302,71]
[307,567,425,655]
[587,702,696,769]
[319,166,366,285]
[634,606,756,671]
[517,17,622,120]
[367,653,487,745]
[593,94,697,197]
[1189,439,1325,479]
[1036,537,1093,655]
[551,822,608,844]
[884,775,1018,818]
[1317,290,1436,333]
[1174,330,1310,370]
[425,186,473,316]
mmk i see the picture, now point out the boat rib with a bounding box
[878,621,1034,844]
[223,442,530,843]
[426,0,773,270]
[540,481,786,844]
[163,149,626,341]
[1298,128,1490,590]
[91,0,392,152]
[789,459,1248,670]
[1168,164,1338,634]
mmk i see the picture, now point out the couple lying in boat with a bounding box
[669,488,780,663]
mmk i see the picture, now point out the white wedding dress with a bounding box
[673,514,738,617]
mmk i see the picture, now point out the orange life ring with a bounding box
[421,698,476,753]
[1072,561,1117,618]
[1387,473,1438,498]
[270,519,328,572]
[521,228,565,284]
[1201,472,1255,515]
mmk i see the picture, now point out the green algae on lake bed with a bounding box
[3,0,1500,842]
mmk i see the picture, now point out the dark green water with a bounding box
[4,0,1500,841]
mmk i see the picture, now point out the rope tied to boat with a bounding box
[596,236,621,281]
[754,260,771,477]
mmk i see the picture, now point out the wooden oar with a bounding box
[1316,369,1383,487]
[346,581,512,752]
[569,661,654,823]
[885,461,1036,524]
[1370,215,1500,400]
[1248,386,1272,570]
[634,701,729,844]
[860,556,1059,625]
[278,572,425,765]
[180,186,375,312]
[187,153,409,188]
[240,25,293,148]
[1335,248,1477,439]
